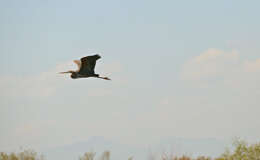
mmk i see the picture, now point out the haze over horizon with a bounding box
[1,0,260,159]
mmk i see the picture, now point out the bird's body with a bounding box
[60,54,111,80]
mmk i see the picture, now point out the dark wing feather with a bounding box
[79,54,101,75]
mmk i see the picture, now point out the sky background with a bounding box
[1,0,260,158]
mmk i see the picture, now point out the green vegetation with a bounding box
[216,140,260,160]
[1,140,259,160]
[158,139,260,160]
[79,151,111,160]
[0,149,44,160]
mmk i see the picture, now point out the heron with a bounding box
[60,54,111,80]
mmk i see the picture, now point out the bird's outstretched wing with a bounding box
[79,54,101,75]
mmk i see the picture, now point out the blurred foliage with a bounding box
[78,151,133,160]
[100,151,110,160]
[216,139,260,160]
[1,139,259,160]
[79,152,96,160]
[150,139,260,160]
[160,154,211,160]
[0,149,44,160]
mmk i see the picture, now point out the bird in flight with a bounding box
[60,54,111,80]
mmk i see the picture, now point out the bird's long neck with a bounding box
[59,70,75,74]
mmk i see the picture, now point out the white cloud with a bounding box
[15,120,55,137]
[1,50,260,152]
[0,60,126,99]
[169,48,260,139]
[0,60,129,150]
[181,48,260,91]
[244,58,260,73]
[181,48,240,81]
[0,62,72,99]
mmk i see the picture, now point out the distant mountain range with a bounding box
[43,136,229,160]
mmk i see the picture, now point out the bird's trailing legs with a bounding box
[97,76,111,80]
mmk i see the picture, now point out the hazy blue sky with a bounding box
[1,0,260,155]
